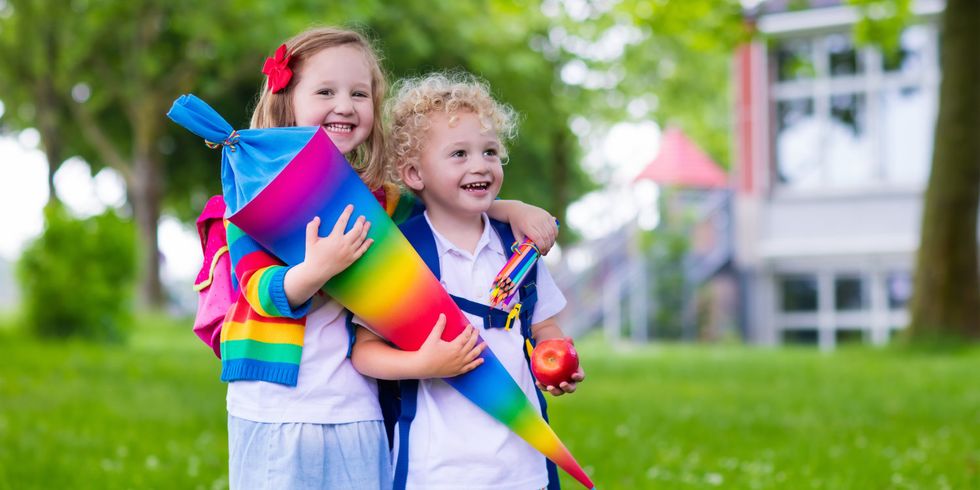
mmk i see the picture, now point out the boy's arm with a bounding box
[486,200,558,254]
[350,316,486,380]
[226,222,312,318]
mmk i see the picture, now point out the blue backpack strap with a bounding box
[344,311,357,359]
[392,215,436,489]
[392,379,419,490]
[488,220,558,489]
[399,214,440,278]
[452,294,510,329]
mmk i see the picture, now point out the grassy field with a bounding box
[1,316,978,489]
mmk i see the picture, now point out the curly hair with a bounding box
[385,71,518,184]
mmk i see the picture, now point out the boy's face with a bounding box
[291,45,374,154]
[403,111,504,218]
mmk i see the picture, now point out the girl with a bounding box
[225,27,558,489]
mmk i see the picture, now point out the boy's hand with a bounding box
[536,366,585,397]
[413,314,486,378]
[509,204,558,255]
[300,205,373,284]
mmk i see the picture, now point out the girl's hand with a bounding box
[413,314,486,378]
[303,205,373,284]
[535,366,585,397]
[509,203,558,255]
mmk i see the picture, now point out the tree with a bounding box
[909,0,980,339]
[1,0,594,308]
[0,0,289,307]
[541,0,747,170]
[358,0,594,228]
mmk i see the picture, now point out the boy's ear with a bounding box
[402,163,425,192]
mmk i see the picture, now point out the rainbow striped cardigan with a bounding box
[219,183,421,386]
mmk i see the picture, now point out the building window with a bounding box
[780,275,818,312]
[782,328,818,345]
[834,275,866,311]
[887,271,913,309]
[770,25,938,191]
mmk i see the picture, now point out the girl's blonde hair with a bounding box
[386,71,518,184]
[251,26,388,190]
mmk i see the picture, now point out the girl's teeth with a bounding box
[324,124,353,133]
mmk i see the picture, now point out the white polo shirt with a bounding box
[395,212,566,490]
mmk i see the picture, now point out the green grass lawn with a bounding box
[1,316,978,489]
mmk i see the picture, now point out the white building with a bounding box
[733,0,948,348]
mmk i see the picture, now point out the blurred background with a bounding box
[1,0,978,488]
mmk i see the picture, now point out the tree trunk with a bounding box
[132,152,164,308]
[37,110,64,204]
[132,104,165,308]
[34,19,63,205]
[909,0,980,339]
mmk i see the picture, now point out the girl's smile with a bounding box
[291,45,374,154]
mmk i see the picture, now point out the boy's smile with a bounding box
[405,110,504,220]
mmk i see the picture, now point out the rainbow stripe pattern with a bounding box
[167,95,595,489]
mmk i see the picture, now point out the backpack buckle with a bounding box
[504,303,522,331]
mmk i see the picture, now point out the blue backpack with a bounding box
[382,215,560,490]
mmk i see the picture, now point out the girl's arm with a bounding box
[226,222,311,319]
[531,317,585,396]
[486,200,558,254]
[351,315,486,380]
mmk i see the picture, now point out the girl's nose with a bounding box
[332,96,354,115]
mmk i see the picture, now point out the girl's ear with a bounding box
[402,163,425,191]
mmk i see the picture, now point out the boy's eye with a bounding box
[483,149,498,157]
[451,150,466,158]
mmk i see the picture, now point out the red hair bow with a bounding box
[262,44,293,93]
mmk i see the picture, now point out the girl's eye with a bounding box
[317,89,334,96]
[451,150,466,158]
[353,91,370,98]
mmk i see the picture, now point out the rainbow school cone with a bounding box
[167,95,595,489]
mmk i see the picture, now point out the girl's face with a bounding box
[291,45,375,154]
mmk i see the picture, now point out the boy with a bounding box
[351,72,585,490]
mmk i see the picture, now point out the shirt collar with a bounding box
[423,211,505,259]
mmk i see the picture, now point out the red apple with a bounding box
[531,338,579,387]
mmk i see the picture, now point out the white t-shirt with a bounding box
[395,213,567,490]
[226,297,383,424]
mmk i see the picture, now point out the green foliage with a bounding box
[17,205,136,341]
[847,0,913,62]
[550,0,747,169]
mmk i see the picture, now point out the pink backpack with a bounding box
[192,195,235,358]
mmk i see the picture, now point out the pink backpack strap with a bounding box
[193,195,233,358]
[194,195,229,291]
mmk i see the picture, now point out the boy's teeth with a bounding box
[462,183,489,190]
